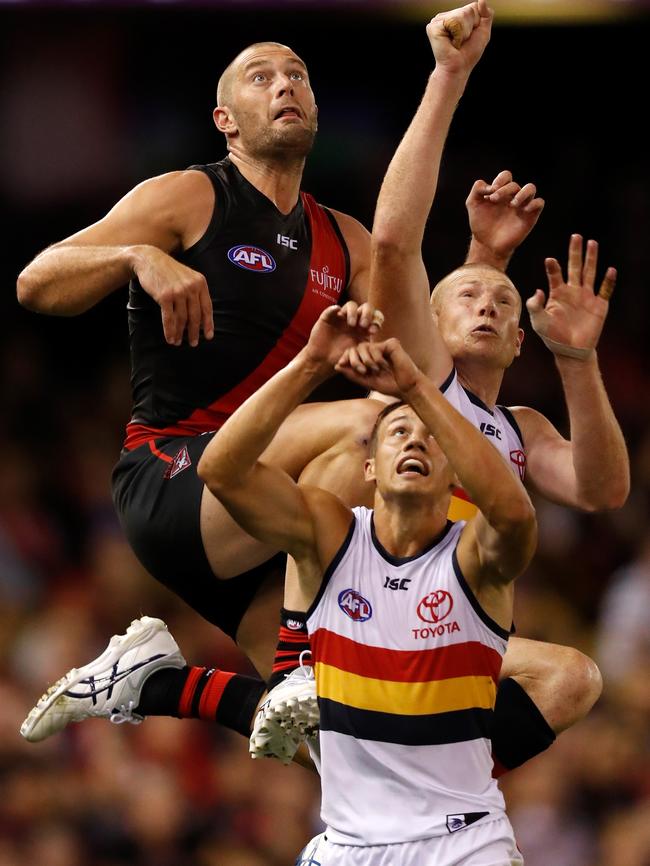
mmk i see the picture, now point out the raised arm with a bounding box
[16,169,214,347]
[516,234,630,511]
[369,0,493,381]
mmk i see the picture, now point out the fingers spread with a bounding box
[525,289,546,314]
[545,257,565,292]
[567,233,584,286]
[582,238,599,291]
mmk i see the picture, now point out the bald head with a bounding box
[430,264,521,317]
[217,41,305,106]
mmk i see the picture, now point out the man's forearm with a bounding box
[17,244,142,315]
[198,351,331,489]
[372,68,469,254]
[556,353,630,510]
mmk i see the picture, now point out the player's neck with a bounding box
[455,360,505,410]
[372,497,448,560]
[229,152,304,214]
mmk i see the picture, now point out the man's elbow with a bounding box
[16,268,44,312]
[371,233,418,262]
[196,451,229,496]
[501,498,537,545]
[577,476,630,513]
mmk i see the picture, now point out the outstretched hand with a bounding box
[304,302,384,371]
[427,0,494,77]
[335,337,422,398]
[526,234,616,357]
[467,170,545,262]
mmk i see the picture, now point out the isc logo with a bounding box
[227,245,276,273]
[479,422,502,440]
[338,589,372,622]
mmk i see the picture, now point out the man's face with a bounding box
[221,45,318,161]
[365,407,453,503]
[433,267,524,370]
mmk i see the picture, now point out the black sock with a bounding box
[267,608,311,690]
[136,666,265,737]
[491,677,556,773]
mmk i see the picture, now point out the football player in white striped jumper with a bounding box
[197,299,536,865]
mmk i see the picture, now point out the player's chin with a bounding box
[276,124,316,152]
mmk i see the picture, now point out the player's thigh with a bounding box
[200,482,279,578]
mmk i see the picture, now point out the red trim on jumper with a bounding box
[123,193,347,451]
[178,666,206,717]
[198,670,235,720]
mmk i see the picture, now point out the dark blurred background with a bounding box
[1,2,650,865]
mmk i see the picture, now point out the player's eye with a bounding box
[252,73,267,83]
[289,71,304,81]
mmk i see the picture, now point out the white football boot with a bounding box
[250,650,319,765]
[20,616,185,742]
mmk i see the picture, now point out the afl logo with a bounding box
[228,245,276,273]
[338,589,372,622]
[286,619,304,631]
[417,590,454,623]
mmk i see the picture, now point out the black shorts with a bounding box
[111,434,286,640]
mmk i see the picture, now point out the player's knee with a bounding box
[545,645,603,731]
[565,647,603,712]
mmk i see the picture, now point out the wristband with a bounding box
[539,335,594,361]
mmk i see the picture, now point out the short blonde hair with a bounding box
[430,263,521,315]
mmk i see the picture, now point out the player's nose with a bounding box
[276,74,295,97]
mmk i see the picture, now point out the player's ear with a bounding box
[213,106,238,135]
[514,327,524,357]
[364,458,376,483]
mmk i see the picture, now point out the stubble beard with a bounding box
[238,113,318,166]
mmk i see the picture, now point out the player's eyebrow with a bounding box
[243,58,307,74]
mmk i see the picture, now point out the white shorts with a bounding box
[295,817,523,866]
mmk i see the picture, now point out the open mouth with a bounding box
[397,457,429,476]
[472,324,497,335]
[274,106,301,120]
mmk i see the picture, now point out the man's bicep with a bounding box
[55,170,213,253]
[512,406,578,506]
[457,512,535,586]
[214,461,319,559]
